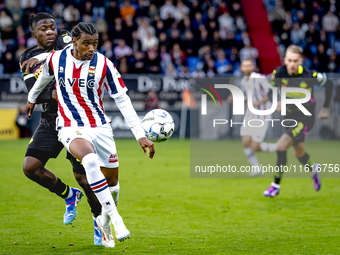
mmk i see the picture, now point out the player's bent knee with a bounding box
[276,145,286,152]
[106,176,118,186]
[243,141,251,148]
[251,142,261,151]
[242,137,251,148]
[22,157,44,176]
[101,167,118,186]
[294,150,305,158]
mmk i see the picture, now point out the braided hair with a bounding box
[71,22,98,39]
[29,12,55,31]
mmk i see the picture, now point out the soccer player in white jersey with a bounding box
[229,59,277,176]
[26,22,155,248]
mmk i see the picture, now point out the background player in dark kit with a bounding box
[263,45,333,197]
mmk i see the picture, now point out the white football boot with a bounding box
[95,215,115,248]
[113,216,130,241]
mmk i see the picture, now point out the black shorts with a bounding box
[284,115,315,146]
[25,114,85,174]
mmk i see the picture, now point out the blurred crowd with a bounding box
[268,0,340,73]
[0,0,251,77]
[1,0,339,77]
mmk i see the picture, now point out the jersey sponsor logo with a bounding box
[109,153,118,163]
[58,77,97,89]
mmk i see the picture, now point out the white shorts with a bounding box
[58,124,119,168]
[240,117,269,143]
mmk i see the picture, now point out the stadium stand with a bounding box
[266,0,340,73]
[0,0,339,75]
[240,0,281,73]
[0,0,248,77]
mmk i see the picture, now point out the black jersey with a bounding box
[270,65,329,117]
[19,30,72,115]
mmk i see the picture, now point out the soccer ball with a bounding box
[142,109,175,143]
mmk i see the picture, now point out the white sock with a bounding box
[271,182,280,188]
[65,188,73,200]
[260,142,277,152]
[82,153,119,220]
[244,147,260,170]
[102,182,120,227]
[110,182,120,205]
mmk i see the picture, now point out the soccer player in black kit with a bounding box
[19,13,103,245]
[263,45,333,197]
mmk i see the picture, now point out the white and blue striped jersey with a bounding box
[30,47,127,129]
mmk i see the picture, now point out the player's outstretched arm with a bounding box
[20,53,56,104]
[114,93,156,159]
[317,107,330,119]
[276,101,281,112]
[22,53,49,74]
[27,68,54,104]
[104,57,156,158]
[253,95,268,108]
[26,54,55,117]
[227,94,233,104]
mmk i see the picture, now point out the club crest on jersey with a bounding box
[89,66,95,77]
[59,66,64,73]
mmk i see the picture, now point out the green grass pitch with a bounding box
[1,138,340,254]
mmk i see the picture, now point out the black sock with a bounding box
[274,151,287,185]
[49,178,70,199]
[298,153,313,171]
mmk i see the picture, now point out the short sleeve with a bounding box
[54,30,72,50]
